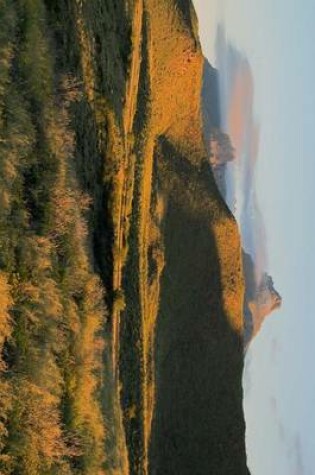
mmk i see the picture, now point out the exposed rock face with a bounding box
[209,129,235,168]
[243,252,282,346]
[249,274,282,339]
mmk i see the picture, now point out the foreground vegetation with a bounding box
[0,0,130,472]
[0,0,250,474]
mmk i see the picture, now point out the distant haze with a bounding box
[215,24,267,284]
[193,0,315,473]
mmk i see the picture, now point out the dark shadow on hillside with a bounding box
[45,0,130,117]
[149,142,249,474]
[242,251,256,346]
[173,0,195,34]
[202,59,221,137]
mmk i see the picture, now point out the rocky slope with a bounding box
[0,0,249,473]
[242,252,282,347]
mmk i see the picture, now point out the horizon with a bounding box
[193,0,315,473]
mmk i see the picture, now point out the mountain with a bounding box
[0,0,249,474]
[201,46,281,348]
[202,59,221,132]
[242,253,282,347]
[201,60,228,197]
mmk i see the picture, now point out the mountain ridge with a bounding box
[0,0,250,473]
[201,55,282,348]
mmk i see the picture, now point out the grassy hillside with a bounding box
[0,0,249,474]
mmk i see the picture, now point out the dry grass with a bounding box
[0,0,249,473]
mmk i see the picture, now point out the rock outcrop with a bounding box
[243,252,282,347]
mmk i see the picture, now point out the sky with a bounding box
[192,0,315,474]
[214,24,268,282]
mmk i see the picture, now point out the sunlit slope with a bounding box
[121,0,248,473]
[0,0,249,474]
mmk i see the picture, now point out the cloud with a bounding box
[291,434,305,475]
[214,29,289,473]
[270,395,278,412]
[215,23,268,283]
[270,337,281,364]
[269,394,306,474]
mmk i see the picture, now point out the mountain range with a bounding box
[0,0,262,473]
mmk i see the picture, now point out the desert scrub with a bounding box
[18,0,54,103]
[0,1,110,473]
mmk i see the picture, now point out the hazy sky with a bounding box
[193,0,315,474]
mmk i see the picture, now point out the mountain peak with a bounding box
[243,252,282,346]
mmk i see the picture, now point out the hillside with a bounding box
[0,0,249,474]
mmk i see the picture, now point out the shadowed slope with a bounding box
[148,139,248,475]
